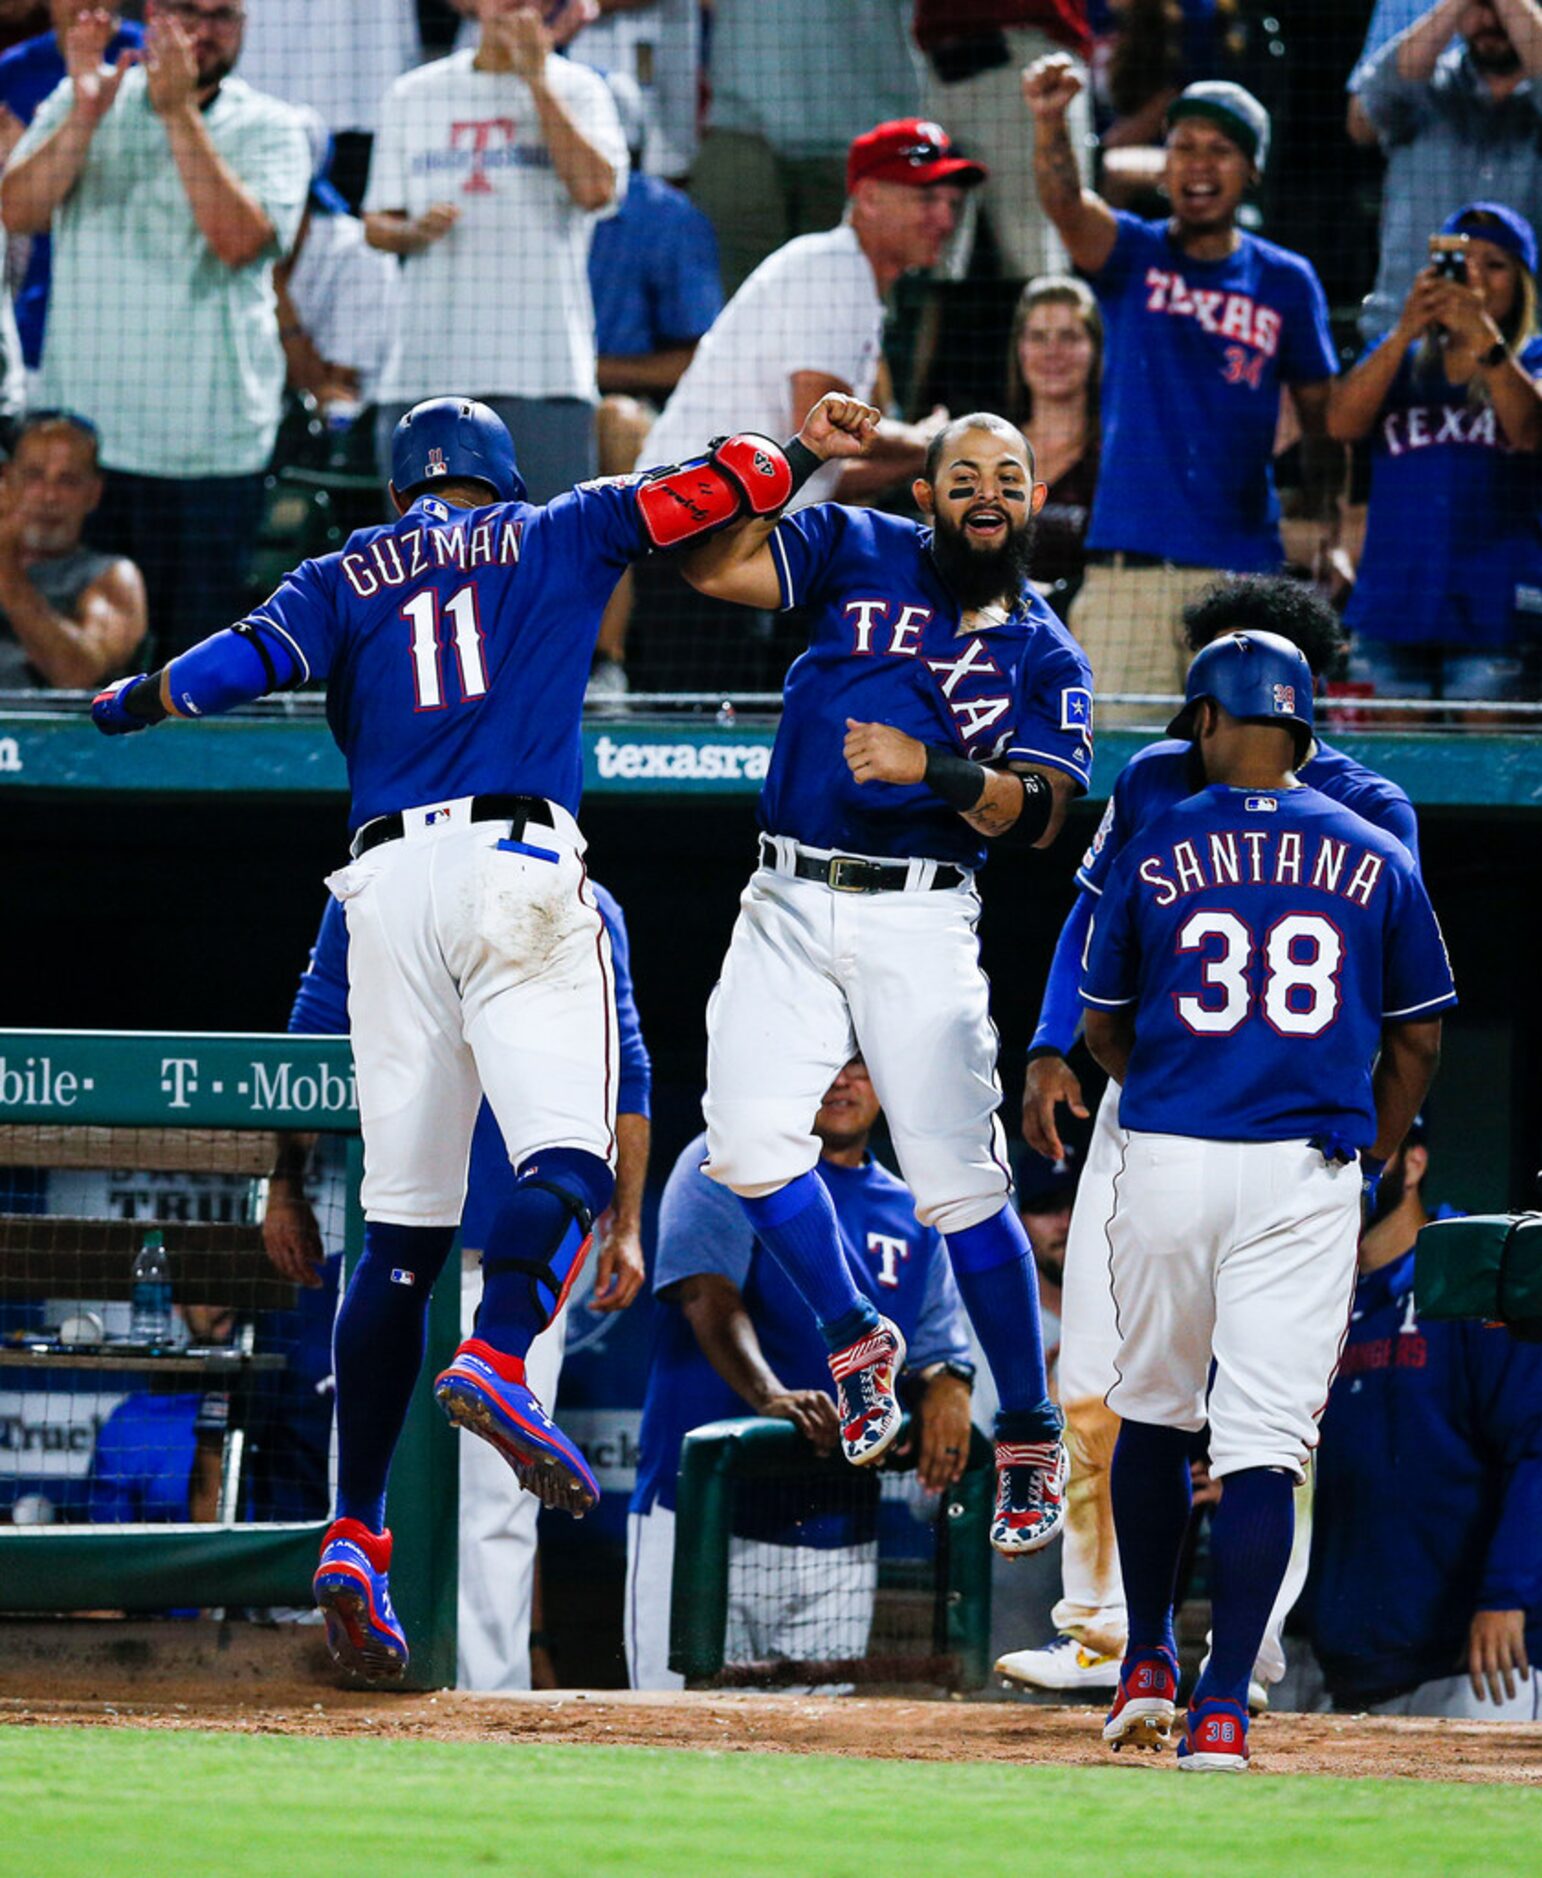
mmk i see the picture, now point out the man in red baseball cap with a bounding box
[641,115,987,513]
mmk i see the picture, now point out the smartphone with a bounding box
[1429,233,1469,283]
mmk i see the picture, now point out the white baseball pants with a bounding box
[703,856,1012,1233]
[1105,1133,1361,1481]
[325,797,618,1225]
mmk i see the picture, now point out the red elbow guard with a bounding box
[634,434,794,550]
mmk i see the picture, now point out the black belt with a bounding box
[759,836,965,894]
[351,793,554,859]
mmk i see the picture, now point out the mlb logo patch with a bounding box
[422,806,452,827]
[425,447,447,479]
[389,1268,416,1286]
[1272,682,1296,715]
[1060,687,1093,732]
[1244,794,1278,812]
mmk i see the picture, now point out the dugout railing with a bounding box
[669,1416,996,1693]
[0,1029,458,1689]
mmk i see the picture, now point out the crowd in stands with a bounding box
[0,0,1536,704]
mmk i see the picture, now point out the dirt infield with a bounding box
[3,1683,1540,1784]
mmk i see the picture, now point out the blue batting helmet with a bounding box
[390,397,526,504]
[1167,629,1315,755]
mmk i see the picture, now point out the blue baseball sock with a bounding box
[945,1206,1059,1439]
[739,1173,879,1352]
[1192,1466,1295,1711]
[476,1150,614,1359]
[1110,1419,1195,1661]
[333,1221,457,1532]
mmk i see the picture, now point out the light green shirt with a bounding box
[17,68,309,477]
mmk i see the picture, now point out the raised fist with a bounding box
[1022,54,1084,123]
[798,393,882,461]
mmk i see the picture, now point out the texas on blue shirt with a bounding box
[588,171,722,359]
[764,505,1094,867]
[1086,213,1338,569]
[0,21,143,367]
[632,1129,972,1545]
[245,483,648,831]
[1309,1235,1542,1704]
[287,885,650,1241]
[1081,785,1457,1145]
[1345,335,1542,650]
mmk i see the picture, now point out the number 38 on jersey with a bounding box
[1176,909,1342,1038]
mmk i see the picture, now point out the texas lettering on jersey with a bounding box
[842,600,1016,755]
[1380,401,1506,457]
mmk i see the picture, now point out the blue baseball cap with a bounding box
[1441,202,1539,278]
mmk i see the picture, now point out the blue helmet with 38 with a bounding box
[390,397,527,505]
[1167,629,1314,758]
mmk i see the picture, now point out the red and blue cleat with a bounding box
[1177,1697,1251,1773]
[313,1518,409,1683]
[828,1317,907,1466]
[434,1337,599,1514]
[990,1439,1070,1557]
[1103,1647,1179,1752]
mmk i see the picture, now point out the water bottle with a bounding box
[130,1229,173,1346]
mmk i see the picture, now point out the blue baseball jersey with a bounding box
[287,884,650,1236]
[631,1129,972,1541]
[1344,336,1542,650]
[1081,785,1457,1145]
[1031,735,1421,1058]
[764,506,1094,867]
[1078,736,1422,899]
[588,171,723,359]
[1309,1231,1542,1705]
[244,485,647,831]
[1086,213,1338,570]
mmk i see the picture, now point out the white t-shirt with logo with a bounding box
[364,49,627,402]
[639,222,883,507]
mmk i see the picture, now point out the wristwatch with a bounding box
[922,1359,976,1392]
[1478,337,1509,369]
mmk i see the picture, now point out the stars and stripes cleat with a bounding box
[434,1337,599,1515]
[313,1518,409,1683]
[1102,1647,1179,1752]
[1177,1697,1251,1773]
[828,1317,906,1467]
[990,1439,1070,1556]
[996,1633,1122,1693]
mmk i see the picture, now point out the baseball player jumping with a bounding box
[680,399,1095,1555]
[90,395,844,1681]
[1082,629,1455,1771]
[1003,575,1423,1705]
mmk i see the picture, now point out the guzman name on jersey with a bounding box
[341,515,525,598]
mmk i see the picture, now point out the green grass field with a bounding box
[5,1727,1539,1878]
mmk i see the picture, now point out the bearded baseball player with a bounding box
[1084,629,1454,1770]
[680,402,1094,1556]
[90,394,841,1682]
[1001,574,1424,1706]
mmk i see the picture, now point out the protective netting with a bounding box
[0,1124,347,1531]
[698,1460,975,1692]
[0,3,1536,720]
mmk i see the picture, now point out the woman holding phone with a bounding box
[1329,201,1542,704]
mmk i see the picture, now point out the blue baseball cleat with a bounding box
[313,1518,409,1683]
[434,1338,599,1515]
[1177,1697,1251,1773]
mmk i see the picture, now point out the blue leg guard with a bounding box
[475,1148,615,1357]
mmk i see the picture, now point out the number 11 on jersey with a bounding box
[403,585,488,711]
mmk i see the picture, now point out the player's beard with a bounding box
[1468,29,1522,74]
[928,509,1038,611]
